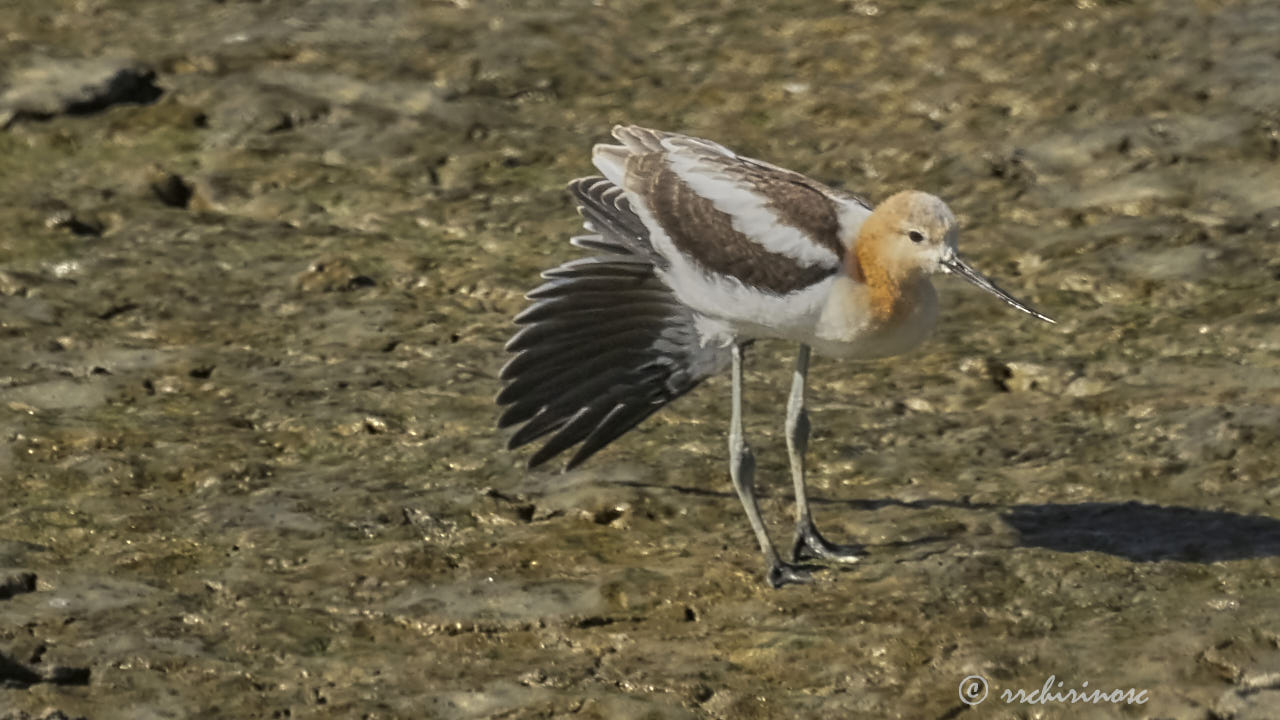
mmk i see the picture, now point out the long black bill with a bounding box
[943,255,1056,324]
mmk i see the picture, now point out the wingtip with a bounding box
[610,123,638,141]
[607,124,670,154]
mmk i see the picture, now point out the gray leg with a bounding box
[728,343,811,587]
[787,344,863,564]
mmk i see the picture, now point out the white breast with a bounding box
[811,276,939,359]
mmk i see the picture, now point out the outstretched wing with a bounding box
[497,177,730,470]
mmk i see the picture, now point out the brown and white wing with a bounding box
[497,177,730,470]
[591,125,872,296]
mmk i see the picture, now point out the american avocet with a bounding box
[498,125,1054,587]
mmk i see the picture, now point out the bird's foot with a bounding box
[791,522,863,564]
[766,560,819,588]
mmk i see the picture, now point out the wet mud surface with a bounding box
[2,0,1280,718]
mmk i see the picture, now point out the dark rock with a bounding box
[0,57,161,127]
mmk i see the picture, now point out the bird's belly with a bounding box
[659,267,937,359]
[808,316,934,358]
[661,267,836,345]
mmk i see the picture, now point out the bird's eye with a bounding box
[908,230,925,243]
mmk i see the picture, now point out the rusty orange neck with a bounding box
[851,238,916,324]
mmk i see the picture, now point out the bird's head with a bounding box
[854,191,1055,324]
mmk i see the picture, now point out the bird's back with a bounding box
[590,126,874,346]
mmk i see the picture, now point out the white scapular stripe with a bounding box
[663,150,841,269]
[620,190,835,342]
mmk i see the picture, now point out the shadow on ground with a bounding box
[1003,501,1280,562]
[618,481,1280,562]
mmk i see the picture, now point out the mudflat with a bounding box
[2,1,1279,718]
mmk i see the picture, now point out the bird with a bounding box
[497,125,1055,588]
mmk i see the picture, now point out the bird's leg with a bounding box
[728,343,812,588]
[787,344,864,564]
